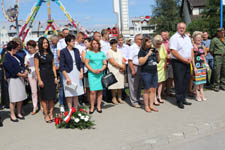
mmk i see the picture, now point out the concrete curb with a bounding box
[120,119,225,150]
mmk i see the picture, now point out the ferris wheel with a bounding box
[1,0,19,22]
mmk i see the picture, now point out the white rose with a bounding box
[78,113,82,117]
[74,118,80,123]
[86,116,89,120]
[84,118,89,122]
[81,116,85,120]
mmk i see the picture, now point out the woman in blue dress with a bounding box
[85,39,107,114]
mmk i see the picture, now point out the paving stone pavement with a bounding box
[0,90,225,150]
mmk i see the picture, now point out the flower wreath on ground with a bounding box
[55,107,95,129]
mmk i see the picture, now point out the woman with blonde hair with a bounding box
[191,31,207,101]
[154,35,168,105]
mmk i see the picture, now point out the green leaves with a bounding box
[150,0,182,34]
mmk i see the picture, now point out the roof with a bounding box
[180,0,206,17]
[188,0,206,7]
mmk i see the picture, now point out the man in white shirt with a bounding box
[117,34,130,99]
[128,34,143,108]
[75,32,86,54]
[170,22,193,109]
[117,34,129,63]
[57,28,69,112]
[100,29,111,55]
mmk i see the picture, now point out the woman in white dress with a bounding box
[60,34,84,110]
[107,39,126,104]
[3,41,28,122]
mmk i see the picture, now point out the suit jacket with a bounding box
[3,52,25,79]
[60,47,83,73]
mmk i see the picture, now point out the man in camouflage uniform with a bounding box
[210,28,225,92]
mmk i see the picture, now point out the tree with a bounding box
[187,0,225,37]
[150,0,182,34]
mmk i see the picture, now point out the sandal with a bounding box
[150,107,159,112]
[144,106,151,113]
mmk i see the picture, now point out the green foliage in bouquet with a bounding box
[55,107,95,130]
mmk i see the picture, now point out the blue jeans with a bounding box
[59,72,65,105]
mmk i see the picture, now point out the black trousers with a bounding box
[0,69,9,107]
[171,59,190,103]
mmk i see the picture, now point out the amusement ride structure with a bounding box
[19,0,79,41]
[1,0,20,35]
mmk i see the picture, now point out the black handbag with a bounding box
[101,71,117,88]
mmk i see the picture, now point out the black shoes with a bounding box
[177,102,184,109]
[10,117,19,122]
[0,122,3,127]
[183,101,192,105]
[89,108,95,114]
[97,109,102,113]
[16,115,25,120]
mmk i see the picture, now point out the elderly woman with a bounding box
[192,31,207,101]
[154,35,168,105]
[3,41,28,122]
[60,34,84,110]
[107,39,126,104]
[138,37,159,112]
[85,39,107,114]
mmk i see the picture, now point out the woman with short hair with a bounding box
[3,41,28,122]
[60,34,84,110]
[107,39,126,104]
[25,40,38,115]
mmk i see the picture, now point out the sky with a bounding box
[0,0,155,30]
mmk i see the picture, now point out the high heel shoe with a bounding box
[10,116,19,122]
[195,97,202,102]
[32,107,38,115]
[97,108,102,113]
[202,97,207,101]
[16,115,25,120]
[89,108,95,114]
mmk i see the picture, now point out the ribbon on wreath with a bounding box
[64,108,76,123]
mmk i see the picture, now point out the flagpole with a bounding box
[221,0,223,28]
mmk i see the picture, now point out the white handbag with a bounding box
[64,82,77,90]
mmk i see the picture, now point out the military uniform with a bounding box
[210,35,225,91]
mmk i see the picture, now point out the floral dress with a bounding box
[193,46,207,85]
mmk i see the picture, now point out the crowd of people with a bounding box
[0,22,225,127]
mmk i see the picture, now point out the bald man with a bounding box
[170,22,193,109]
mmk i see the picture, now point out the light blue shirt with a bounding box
[169,32,193,59]
[201,39,213,60]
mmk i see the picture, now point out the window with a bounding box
[200,8,204,14]
[192,8,200,15]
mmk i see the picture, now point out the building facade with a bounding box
[180,0,206,25]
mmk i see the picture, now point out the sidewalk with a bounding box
[0,90,225,150]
